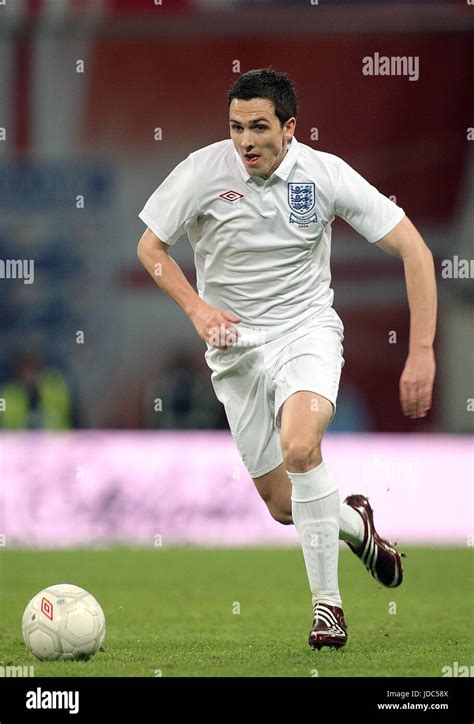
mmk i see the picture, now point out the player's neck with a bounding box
[260,144,289,180]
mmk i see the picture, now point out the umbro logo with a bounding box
[218,190,244,203]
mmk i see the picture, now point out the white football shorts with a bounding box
[204,308,345,478]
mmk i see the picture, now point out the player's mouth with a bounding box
[244,153,261,166]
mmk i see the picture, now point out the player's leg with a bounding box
[251,462,293,525]
[278,390,348,648]
[252,422,363,547]
[252,408,405,591]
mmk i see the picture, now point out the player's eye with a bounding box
[230,124,267,132]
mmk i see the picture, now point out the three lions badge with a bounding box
[288,183,317,227]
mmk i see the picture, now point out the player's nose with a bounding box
[240,133,254,150]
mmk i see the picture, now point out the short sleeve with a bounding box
[138,154,199,246]
[333,157,405,243]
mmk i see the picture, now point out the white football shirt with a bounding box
[138,136,405,346]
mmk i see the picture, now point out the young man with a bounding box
[137,68,437,650]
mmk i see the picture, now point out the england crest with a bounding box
[288,182,317,225]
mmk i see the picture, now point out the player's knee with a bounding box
[282,441,322,472]
[267,500,293,525]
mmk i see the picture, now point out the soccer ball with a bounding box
[22,583,106,661]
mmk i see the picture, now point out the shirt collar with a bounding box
[233,136,300,184]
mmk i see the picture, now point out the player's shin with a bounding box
[339,501,365,547]
[287,461,342,608]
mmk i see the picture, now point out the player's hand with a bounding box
[189,301,241,350]
[399,347,436,419]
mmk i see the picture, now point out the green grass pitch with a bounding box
[0,547,471,677]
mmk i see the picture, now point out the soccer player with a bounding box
[137,69,437,650]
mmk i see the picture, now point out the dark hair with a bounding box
[227,68,298,126]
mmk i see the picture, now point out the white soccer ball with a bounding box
[22,584,106,661]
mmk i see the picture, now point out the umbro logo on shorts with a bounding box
[219,190,244,203]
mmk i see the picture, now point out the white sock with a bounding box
[288,460,342,608]
[339,502,365,547]
[288,460,365,547]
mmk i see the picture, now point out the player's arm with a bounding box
[375,215,437,419]
[137,227,202,316]
[137,228,240,350]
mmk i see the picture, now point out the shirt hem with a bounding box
[367,209,405,244]
[138,211,175,245]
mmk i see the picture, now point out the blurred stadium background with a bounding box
[0,1,472,562]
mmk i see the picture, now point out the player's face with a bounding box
[229,98,296,179]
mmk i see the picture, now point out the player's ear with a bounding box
[284,118,296,142]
